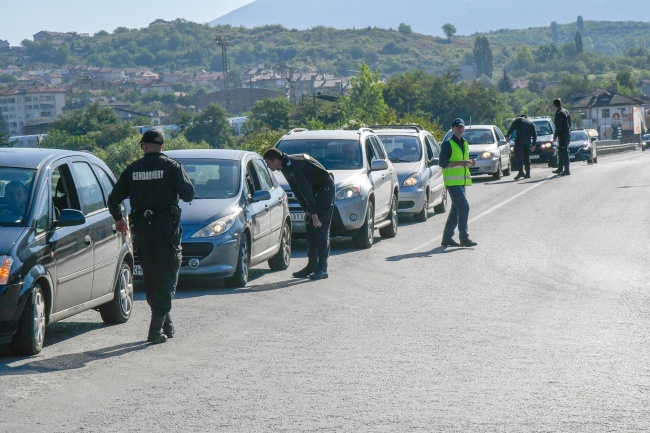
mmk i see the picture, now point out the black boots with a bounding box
[292,257,319,278]
[162,313,174,339]
[309,257,328,280]
[147,314,168,344]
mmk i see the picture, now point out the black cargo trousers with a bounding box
[133,210,182,317]
[305,180,335,259]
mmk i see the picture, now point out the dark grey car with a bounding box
[0,149,133,355]
[135,150,292,288]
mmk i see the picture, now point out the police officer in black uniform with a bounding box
[552,98,573,176]
[264,148,335,280]
[506,114,537,180]
[108,130,194,344]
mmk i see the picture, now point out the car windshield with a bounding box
[0,167,36,226]
[378,135,422,163]
[533,122,553,136]
[571,130,588,141]
[276,139,362,170]
[176,159,240,199]
[462,129,494,145]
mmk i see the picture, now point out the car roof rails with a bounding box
[286,128,308,135]
[358,127,374,133]
[369,124,424,131]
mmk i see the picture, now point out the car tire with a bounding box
[379,193,398,238]
[593,156,598,163]
[503,159,511,176]
[225,233,249,288]
[414,190,428,222]
[492,161,502,180]
[268,220,291,271]
[99,262,133,324]
[548,154,559,168]
[433,187,447,214]
[353,202,374,249]
[510,158,519,171]
[11,282,46,355]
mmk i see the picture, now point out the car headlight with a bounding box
[541,142,552,149]
[481,151,494,159]
[191,210,239,238]
[0,256,13,285]
[336,185,360,200]
[402,173,421,187]
[583,144,590,150]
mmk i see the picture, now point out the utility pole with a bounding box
[215,35,231,113]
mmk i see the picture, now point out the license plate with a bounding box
[134,264,143,276]
[530,155,540,160]
[291,212,304,222]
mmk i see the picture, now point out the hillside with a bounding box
[211,0,649,42]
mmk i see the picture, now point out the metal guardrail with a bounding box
[595,141,639,156]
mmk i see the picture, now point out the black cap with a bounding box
[140,130,164,145]
[451,118,465,128]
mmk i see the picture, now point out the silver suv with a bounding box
[372,125,446,222]
[274,128,399,249]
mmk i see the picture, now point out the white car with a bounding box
[442,125,511,179]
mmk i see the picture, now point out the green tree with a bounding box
[577,16,584,35]
[398,23,413,36]
[551,21,559,45]
[342,63,389,125]
[184,103,233,148]
[498,70,513,93]
[575,31,584,54]
[473,36,493,78]
[616,69,636,92]
[442,23,456,40]
[249,97,293,130]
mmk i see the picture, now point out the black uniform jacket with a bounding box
[507,117,537,146]
[554,108,572,141]
[108,152,195,221]
[281,154,333,216]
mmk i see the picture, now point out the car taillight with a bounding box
[0,256,13,285]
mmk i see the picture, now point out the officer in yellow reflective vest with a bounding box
[439,118,478,247]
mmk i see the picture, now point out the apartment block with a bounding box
[0,85,66,135]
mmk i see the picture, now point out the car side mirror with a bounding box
[590,136,597,142]
[499,140,507,145]
[370,160,389,171]
[251,190,271,203]
[429,158,439,166]
[53,209,86,228]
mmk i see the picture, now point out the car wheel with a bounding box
[492,161,502,180]
[11,282,46,355]
[379,193,398,238]
[593,155,598,163]
[510,158,518,171]
[268,220,291,271]
[100,262,133,324]
[225,233,249,288]
[503,159,511,176]
[353,202,374,249]
[548,154,559,168]
[414,190,428,222]
[433,187,447,214]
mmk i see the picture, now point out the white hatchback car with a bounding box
[442,125,511,179]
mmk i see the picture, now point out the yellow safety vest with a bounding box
[442,138,472,187]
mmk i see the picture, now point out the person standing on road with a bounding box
[108,130,194,344]
[439,118,478,248]
[264,148,335,280]
[552,98,572,176]
[506,114,537,180]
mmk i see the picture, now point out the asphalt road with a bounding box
[2,150,649,432]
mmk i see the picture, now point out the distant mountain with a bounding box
[211,0,649,36]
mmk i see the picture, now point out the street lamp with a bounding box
[215,35,231,113]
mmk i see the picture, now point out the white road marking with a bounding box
[406,174,555,254]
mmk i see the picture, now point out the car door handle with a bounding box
[265,205,270,212]
[112,224,117,234]
[85,235,92,245]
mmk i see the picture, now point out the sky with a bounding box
[1,0,255,46]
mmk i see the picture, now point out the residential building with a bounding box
[572,89,647,140]
[0,84,66,135]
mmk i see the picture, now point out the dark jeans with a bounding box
[306,186,335,259]
[557,137,570,173]
[514,142,531,176]
[136,220,182,317]
[443,186,470,242]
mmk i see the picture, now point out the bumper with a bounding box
[134,237,239,279]
[397,187,426,214]
[469,158,499,175]
[290,196,367,236]
[0,283,25,345]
